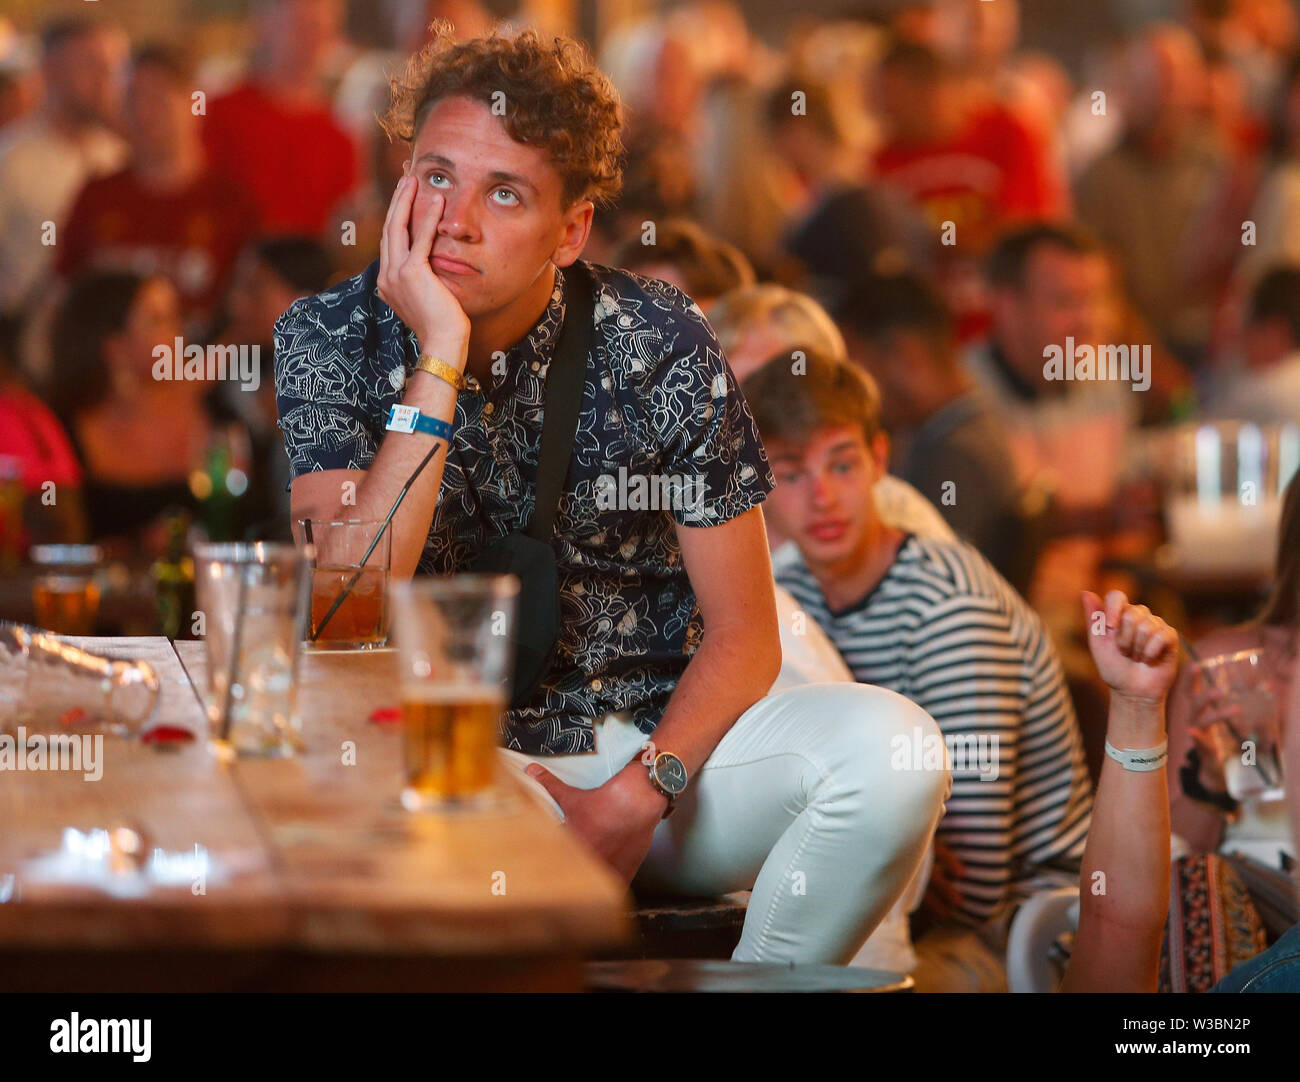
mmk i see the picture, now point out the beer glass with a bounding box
[293,520,391,650]
[194,541,313,758]
[30,544,103,636]
[389,575,519,811]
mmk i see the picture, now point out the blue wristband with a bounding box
[386,405,456,441]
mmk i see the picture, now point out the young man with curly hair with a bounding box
[274,24,948,965]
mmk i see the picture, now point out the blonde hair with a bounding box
[708,284,847,358]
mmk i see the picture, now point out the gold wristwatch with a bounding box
[415,353,468,392]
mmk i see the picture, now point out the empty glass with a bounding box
[194,542,312,758]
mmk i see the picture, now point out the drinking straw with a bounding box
[311,441,443,641]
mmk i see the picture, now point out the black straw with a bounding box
[310,441,443,641]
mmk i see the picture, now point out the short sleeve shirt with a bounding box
[274,259,775,754]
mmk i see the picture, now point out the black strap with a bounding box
[527,262,593,541]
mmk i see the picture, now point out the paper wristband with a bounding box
[1104,738,1169,772]
[386,405,455,441]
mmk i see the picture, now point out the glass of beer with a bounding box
[389,575,519,812]
[293,520,391,650]
[30,544,104,636]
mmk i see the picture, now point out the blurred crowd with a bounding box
[1,0,1299,991]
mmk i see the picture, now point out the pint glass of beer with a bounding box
[30,544,104,636]
[388,575,519,811]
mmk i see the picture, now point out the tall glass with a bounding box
[194,541,312,758]
[30,544,103,636]
[1191,649,1286,801]
[293,520,391,650]
[389,575,519,811]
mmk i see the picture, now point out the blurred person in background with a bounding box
[966,222,1134,511]
[833,272,1023,589]
[0,22,40,132]
[202,0,359,236]
[1209,264,1300,425]
[47,270,251,559]
[1074,23,1230,369]
[218,235,334,536]
[614,217,754,315]
[0,314,85,546]
[871,39,1062,341]
[332,1,495,188]
[761,77,934,312]
[1236,57,1300,290]
[56,46,259,337]
[708,282,956,548]
[0,18,127,319]
[1189,0,1297,122]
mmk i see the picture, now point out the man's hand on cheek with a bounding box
[376,174,471,361]
[525,762,667,884]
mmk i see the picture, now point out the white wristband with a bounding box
[1104,738,1168,772]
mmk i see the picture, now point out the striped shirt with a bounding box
[774,534,1093,926]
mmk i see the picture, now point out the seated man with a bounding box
[707,281,957,547]
[274,25,947,965]
[833,271,1026,590]
[613,217,755,316]
[742,349,1095,989]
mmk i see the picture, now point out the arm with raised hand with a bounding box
[289,174,469,580]
[1061,590,1180,993]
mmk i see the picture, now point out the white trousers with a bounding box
[500,677,949,965]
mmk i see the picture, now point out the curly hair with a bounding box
[382,21,625,209]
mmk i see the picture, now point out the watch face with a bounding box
[654,752,688,795]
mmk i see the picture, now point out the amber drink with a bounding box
[294,520,391,649]
[389,575,519,812]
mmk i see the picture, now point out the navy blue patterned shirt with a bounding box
[274,259,775,754]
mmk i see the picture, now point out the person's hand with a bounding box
[1082,590,1180,705]
[525,762,667,885]
[376,172,470,358]
[920,839,966,921]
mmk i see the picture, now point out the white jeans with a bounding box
[499,680,949,964]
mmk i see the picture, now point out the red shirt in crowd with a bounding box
[0,386,82,491]
[202,82,359,236]
[874,101,1061,250]
[56,168,259,328]
[874,102,1063,340]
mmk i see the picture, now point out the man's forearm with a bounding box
[344,332,467,579]
[625,626,781,779]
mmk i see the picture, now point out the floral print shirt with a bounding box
[274,259,775,753]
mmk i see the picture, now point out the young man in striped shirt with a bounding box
[742,349,1094,990]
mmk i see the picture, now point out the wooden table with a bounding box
[0,638,629,991]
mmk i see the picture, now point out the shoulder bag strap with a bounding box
[527,261,593,542]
